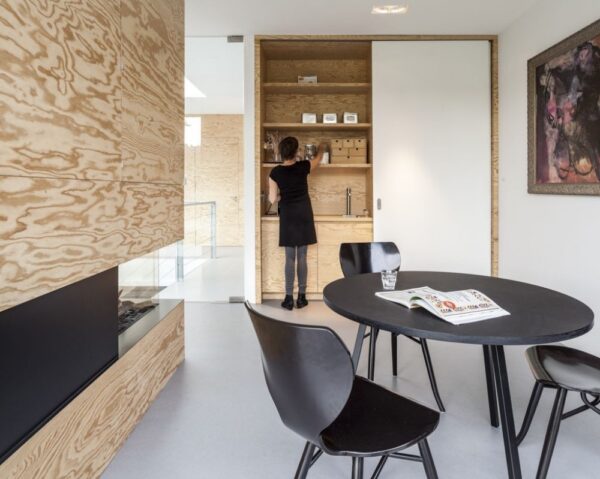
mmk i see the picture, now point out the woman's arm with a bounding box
[268,177,280,204]
[309,143,327,171]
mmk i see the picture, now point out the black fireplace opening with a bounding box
[0,268,119,464]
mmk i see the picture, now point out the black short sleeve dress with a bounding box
[269,161,317,247]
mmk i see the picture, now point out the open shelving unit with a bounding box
[256,39,374,300]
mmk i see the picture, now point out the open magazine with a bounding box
[375,286,510,325]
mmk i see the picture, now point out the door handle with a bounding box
[377,198,382,210]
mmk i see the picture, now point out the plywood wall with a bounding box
[185,115,244,247]
[0,0,184,313]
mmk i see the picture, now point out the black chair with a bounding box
[339,242,445,412]
[517,345,600,479]
[246,302,440,479]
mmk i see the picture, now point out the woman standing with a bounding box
[268,137,325,310]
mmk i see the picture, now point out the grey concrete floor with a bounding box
[102,301,600,478]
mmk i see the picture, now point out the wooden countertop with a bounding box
[262,215,372,223]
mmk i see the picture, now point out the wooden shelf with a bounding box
[262,163,371,169]
[263,83,371,94]
[262,215,373,223]
[263,123,371,131]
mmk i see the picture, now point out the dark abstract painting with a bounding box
[528,20,600,195]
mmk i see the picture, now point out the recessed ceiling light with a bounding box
[371,5,409,15]
[185,77,206,98]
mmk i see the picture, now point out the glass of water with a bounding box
[381,270,397,290]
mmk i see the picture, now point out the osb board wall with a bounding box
[0,0,184,313]
[185,115,244,247]
[0,302,184,479]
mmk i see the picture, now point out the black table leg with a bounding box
[490,345,522,479]
[352,323,367,369]
[368,327,379,380]
[483,345,499,428]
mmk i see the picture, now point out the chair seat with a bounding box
[526,345,600,394]
[319,377,440,457]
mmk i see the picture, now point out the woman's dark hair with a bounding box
[279,136,299,160]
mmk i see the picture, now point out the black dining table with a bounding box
[323,271,594,479]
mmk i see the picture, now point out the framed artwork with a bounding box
[528,19,600,195]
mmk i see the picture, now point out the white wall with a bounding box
[243,35,256,302]
[499,0,600,349]
[373,41,491,275]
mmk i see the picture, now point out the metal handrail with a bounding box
[177,201,217,281]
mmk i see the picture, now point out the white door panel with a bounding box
[372,41,491,275]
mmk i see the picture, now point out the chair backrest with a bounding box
[245,303,354,444]
[339,242,401,277]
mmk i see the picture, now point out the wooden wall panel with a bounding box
[0,302,185,479]
[121,0,184,184]
[0,178,182,312]
[308,170,368,216]
[0,0,184,313]
[0,0,122,181]
[186,115,244,247]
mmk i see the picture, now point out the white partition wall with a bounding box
[372,41,492,275]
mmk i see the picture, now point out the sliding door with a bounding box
[372,41,491,275]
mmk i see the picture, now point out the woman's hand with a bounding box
[310,142,327,170]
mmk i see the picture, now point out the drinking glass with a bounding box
[381,270,397,290]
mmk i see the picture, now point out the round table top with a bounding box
[323,271,594,345]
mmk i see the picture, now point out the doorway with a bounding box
[158,36,245,303]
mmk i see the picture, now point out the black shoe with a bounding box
[296,294,308,309]
[281,295,294,310]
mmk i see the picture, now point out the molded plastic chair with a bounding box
[339,242,445,412]
[246,302,440,479]
[517,345,600,479]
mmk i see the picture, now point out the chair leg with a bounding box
[352,323,368,369]
[351,457,364,479]
[391,333,398,376]
[371,456,388,479]
[294,442,316,479]
[368,327,379,381]
[483,345,499,427]
[419,440,438,479]
[516,382,544,445]
[536,388,567,479]
[420,339,445,412]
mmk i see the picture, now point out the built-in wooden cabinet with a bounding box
[261,217,372,298]
[256,38,374,300]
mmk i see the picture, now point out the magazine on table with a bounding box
[375,286,510,325]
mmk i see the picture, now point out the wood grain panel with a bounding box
[0,177,182,313]
[261,221,317,293]
[0,302,184,479]
[262,41,371,60]
[490,38,499,277]
[266,59,369,83]
[316,222,372,290]
[185,115,244,246]
[265,93,369,123]
[0,0,122,181]
[121,0,184,184]
[308,169,367,216]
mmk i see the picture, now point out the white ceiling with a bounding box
[185,0,538,36]
[185,37,244,115]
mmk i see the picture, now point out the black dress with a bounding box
[269,161,317,247]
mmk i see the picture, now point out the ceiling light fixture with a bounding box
[184,77,206,98]
[371,4,409,15]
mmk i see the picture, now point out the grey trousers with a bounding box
[284,246,308,296]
